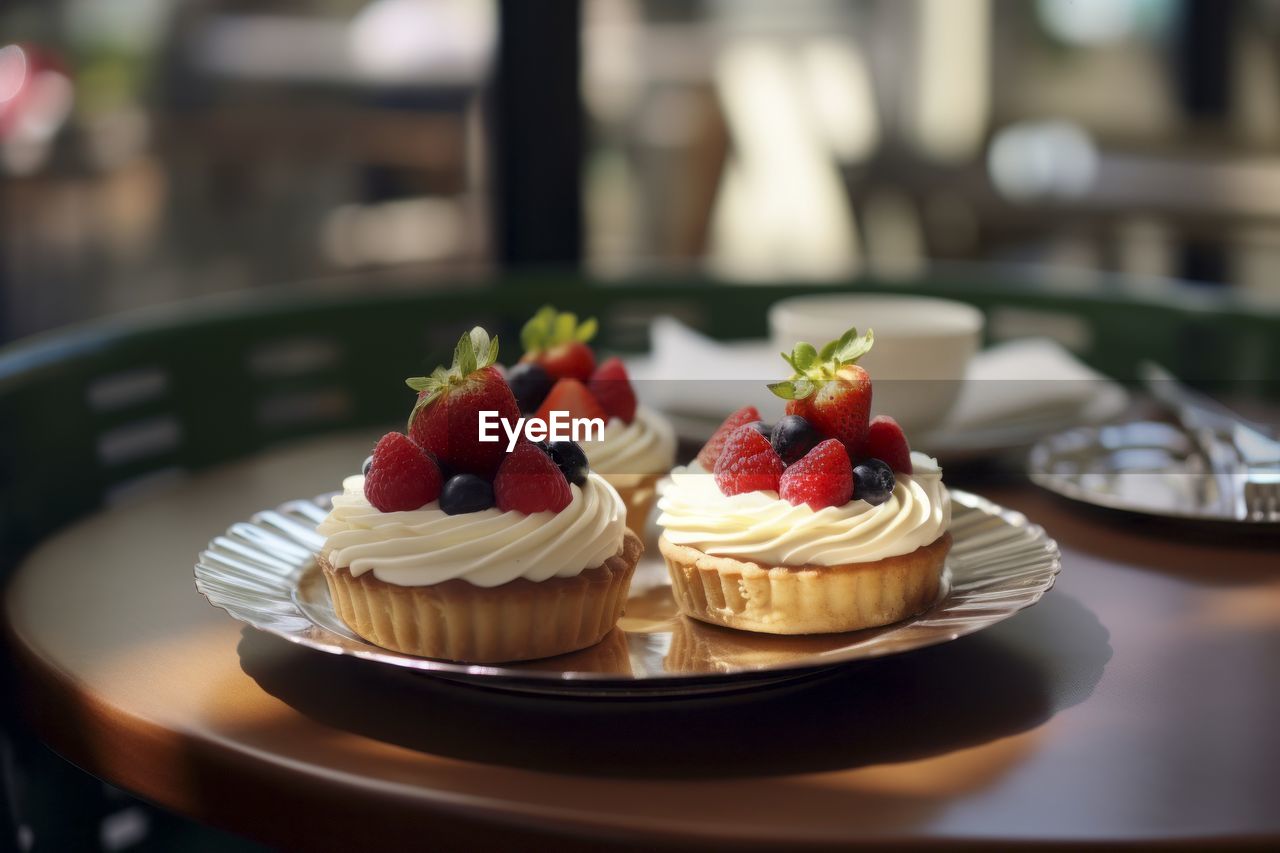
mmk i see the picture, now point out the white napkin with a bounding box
[625,316,784,418]
[626,316,1125,433]
[945,337,1117,430]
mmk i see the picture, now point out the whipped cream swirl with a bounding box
[657,451,950,566]
[318,472,625,587]
[582,405,676,477]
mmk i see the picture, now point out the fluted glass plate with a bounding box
[195,490,1060,697]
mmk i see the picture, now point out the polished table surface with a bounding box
[5,431,1279,850]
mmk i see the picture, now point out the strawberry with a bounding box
[780,439,853,510]
[713,425,784,496]
[587,356,637,423]
[494,439,573,513]
[696,405,762,470]
[520,305,598,381]
[863,415,913,474]
[534,378,607,424]
[363,432,443,512]
[407,327,520,478]
[528,341,595,383]
[769,326,874,454]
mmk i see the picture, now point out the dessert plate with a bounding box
[195,490,1060,698]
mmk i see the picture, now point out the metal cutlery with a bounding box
[1140,362,1280,522]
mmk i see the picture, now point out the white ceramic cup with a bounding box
[768,294,984,436]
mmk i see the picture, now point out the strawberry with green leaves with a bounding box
[520,305,598,381]
[768,326,874,455]
[407,327,520,478]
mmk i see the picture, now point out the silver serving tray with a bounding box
[1029,421,1280,527]
[195,490,1060,697]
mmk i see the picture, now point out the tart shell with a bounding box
[658,532,951,635]
[320,530,643,663]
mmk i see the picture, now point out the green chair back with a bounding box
[2,270,1277,571]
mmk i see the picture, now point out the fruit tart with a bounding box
[506,306,676,531]
[656,326,951,635]
[317,327,642,663]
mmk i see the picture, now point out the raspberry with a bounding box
[863,415,913,474]
[587,356,638,423]
[780,439,853,510]
[713,425,784,496]
[363,432,443,512]
[697,405,762,470]
[494,439,573,514]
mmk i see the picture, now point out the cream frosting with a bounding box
[581,405,677,477]
[317,472,626,587]
[656,451,950,566]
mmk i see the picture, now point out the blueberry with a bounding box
[439,473,494,515]
[749,421,772,440]
[853,458,895,506]
[547,440,590,486]
[361,455,373,475]
[508,362,554,413]
[771,415,820,465]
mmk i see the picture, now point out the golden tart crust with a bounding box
[658,532,950,635]
[321,529,643,663]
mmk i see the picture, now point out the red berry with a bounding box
[363,432,442,512]
[494,439,573,514]
[863,415,913,474]
[586,356,637,423]
[770,327,875,455]
[410,364,519,478]
[779,439,853,510]
[714,425,784,496]
[697,405,762,470]
[520,307,599,381]
[533,378,608,424]
[785,364,872,454]
[526,341,596,382]
[407,328,520,478]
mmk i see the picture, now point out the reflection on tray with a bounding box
[665,618,884,674]
[198,491,1060,696]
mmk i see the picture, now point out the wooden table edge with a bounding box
[10,620,1280,852]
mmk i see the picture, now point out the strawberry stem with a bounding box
[769,326,873,401]
[405,327,499,427]
[520,305,598,355]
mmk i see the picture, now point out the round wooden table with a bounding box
[5,431,1279,850]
